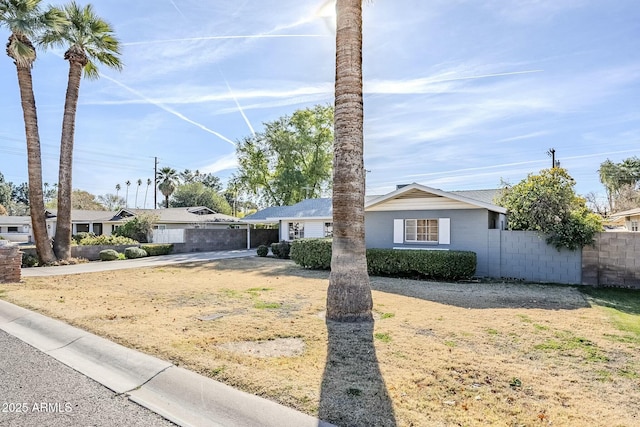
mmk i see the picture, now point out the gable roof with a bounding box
[245,184,506,222]
[44,207,240,224]
[609,207,640,220]
[365,183,507,214]
[114,207,240,223]
[244,198,332,222]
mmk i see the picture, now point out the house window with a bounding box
[7,226,18,233]
[405,219,438,242]
[112,225,120,233]
[632,221,638,232]
[76,223,90,233]
[324,222,333,237]
[153,225,167,230]
[288,222,304,240]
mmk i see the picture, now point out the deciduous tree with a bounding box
[495,168,603,250]
[236,104,334,207]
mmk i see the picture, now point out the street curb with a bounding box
[0,300,334,427]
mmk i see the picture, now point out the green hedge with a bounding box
[290,238,332,269]
[140,244,174,256]
[77,234,138,246]
[290,238,477,280]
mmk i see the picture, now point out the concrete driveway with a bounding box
[21,249,256,277]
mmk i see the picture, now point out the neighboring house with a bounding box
[244,183,507,276]
[0,216,32,242]
[607,207,640,232]
[0,207,241,242]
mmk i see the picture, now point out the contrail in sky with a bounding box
[99,73,236,146]
[432,69,544,84]
[168,0,187,20]
[219,68,255,137]
[122,34,326,46]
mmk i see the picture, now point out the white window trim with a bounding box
[394,218,450,245]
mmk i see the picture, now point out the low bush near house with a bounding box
[21,252,39,268]
[99,249,120,261]
[290,238,332,269]
[271,241,291,259]
[140,244,173,256]
[77,235,138,246]
[367,248,476,280]
[124,247,148,259]
[256,245,269,257]
[290,238,477,280]
[72,232,95,244]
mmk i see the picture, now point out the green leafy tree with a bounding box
[1,0,65,264]
[598,157,640,213]
[97,193,124,210]
[495,168,603,250]
[113,213,157,243]
[171,182,232,215]
[42,1,122,260]
[236,104,334,207]
[0,172,11,207]
[47,189,106,210]
[156,167,178,208]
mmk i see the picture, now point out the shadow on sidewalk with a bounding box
[319,319,397,427]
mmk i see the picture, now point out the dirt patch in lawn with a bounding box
[2,257,640,426]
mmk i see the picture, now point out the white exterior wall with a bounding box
[279,219,330,240]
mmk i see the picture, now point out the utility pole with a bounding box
[154,157,158,209]
[547,148,559,168]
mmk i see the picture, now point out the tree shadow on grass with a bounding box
[319,319,396,427]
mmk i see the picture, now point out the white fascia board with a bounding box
[365,182,507,214]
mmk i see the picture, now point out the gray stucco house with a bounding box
[244,183,507,276]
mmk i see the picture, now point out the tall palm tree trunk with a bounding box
[15,62,56,264]
[327,0,373,322]
[53,54,84,260]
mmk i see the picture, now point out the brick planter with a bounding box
[0,243,21,283]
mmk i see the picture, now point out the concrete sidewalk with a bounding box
[0,299,333,427]
[21,249,256,277]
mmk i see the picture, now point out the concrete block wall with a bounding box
[0,244,21,283]
[487,230,582,284]
[173,229,247,253]
[583,233,640,288]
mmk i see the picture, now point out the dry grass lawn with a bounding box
[2,257,640,426]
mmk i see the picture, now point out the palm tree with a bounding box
[42,1,121,260]
[327,0,373,322]
[134,178,142,207]
[156,167,178,208]
[115,183,121,199]
[144,178,151,208]
[124,180,131,207]
[1,0,65,264]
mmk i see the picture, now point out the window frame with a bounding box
[288,222,304,240]
[404,218,439,243]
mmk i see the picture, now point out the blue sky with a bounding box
[1,0,638,208]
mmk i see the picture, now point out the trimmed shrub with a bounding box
[270,242,281,258]
[78,235,138,246]
[289,239,477,280]
[124,247,148,259]
[367,249,476,280]
[140,244,173,256]
[72,232,95,244]
[275,240,291,259]
[290,238,332,269]
[256,245,269,257]
[21,252,39,268]
[99,249,120,261]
